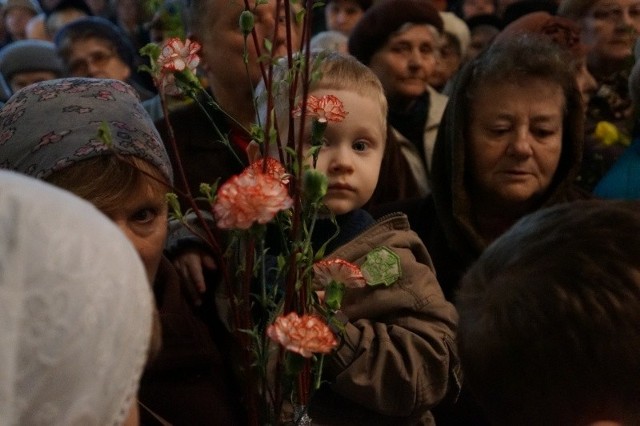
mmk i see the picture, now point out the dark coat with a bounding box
[373,58,592,426]
[155,97,248,209]
[139,257,243,425]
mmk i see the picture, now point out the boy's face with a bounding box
[304,89,385,215]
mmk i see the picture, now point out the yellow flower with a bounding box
[594,121,631,147]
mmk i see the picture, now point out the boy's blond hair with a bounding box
[256,51,388,148]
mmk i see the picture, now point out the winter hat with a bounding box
[557,0,597,19]
[440,11,471,57]
[2,0,42,15]
[54,16,136,68]
[0,40,63,82]
[495,12,585,58]
[502,0,558,26]
[326,0,373,12]
[0,77,173,184]
[465,13,503,32]
[45,0,93,17]
[348,0,443,65]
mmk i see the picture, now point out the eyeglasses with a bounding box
[590,2,640,22]
[68,49,116,76]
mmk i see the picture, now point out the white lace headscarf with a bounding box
[0,171,153,425]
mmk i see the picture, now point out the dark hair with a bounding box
[457,199,640,425]
[501,0,557,26]
[325,0,372,10]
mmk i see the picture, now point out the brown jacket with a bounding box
[309,213,460,425]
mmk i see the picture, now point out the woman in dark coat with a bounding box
[374,34,591,425]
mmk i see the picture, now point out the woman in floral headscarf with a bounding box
[0,78,241,425]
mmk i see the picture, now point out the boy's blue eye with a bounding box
[353,140,368,152]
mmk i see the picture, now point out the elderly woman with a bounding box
[54,16,155,101]
[0,39,63,95]
[593,41,640,198]
[349,0,447,195]
[324,0,371,36]
[0,78,241,425]
[375,34,590,424]
[558,0,640,190]
[0,170,153,426]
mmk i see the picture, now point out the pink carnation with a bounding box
[292,94,348,123]
[158,38,201,72]
[267,312,337,358]
[313,258,366,289]
[246,157,290,185]
[213,171,293,230]
[157,38,201,95]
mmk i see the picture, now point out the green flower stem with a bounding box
[314,354,325,390]
[258,227,268,307]
[189,93,245,166]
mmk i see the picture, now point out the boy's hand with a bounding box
[173,249,217,305]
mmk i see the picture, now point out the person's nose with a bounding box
[265,11,288,56]
[614,7,638,30]
[584,70,597,94]
[407,48,424,70]
[336,11,348,24]
[327,146,354,174]
[86,58,101,77]
[507,130,534,158]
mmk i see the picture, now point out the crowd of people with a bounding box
[0,0,640,424]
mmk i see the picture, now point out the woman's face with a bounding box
[104,176,168,281]
[574,58,598,108]
[368,24,438,108]
[66,37,131,81]
[462,0,496,19]
[324,0,364,35]
[467,79,564,210]
[581,0,640,65]
[429,33,463,91]
[5,6,34,40]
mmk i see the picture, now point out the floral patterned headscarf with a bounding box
[0,77,173,184]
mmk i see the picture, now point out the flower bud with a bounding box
[311,119,328,147]
[166,192,183,220]
[303,169,328,203]
[239,10,255,36]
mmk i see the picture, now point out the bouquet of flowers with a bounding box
[139,1,360,424]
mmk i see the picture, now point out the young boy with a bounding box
[457,200,640,425]
[259,52,459,424]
